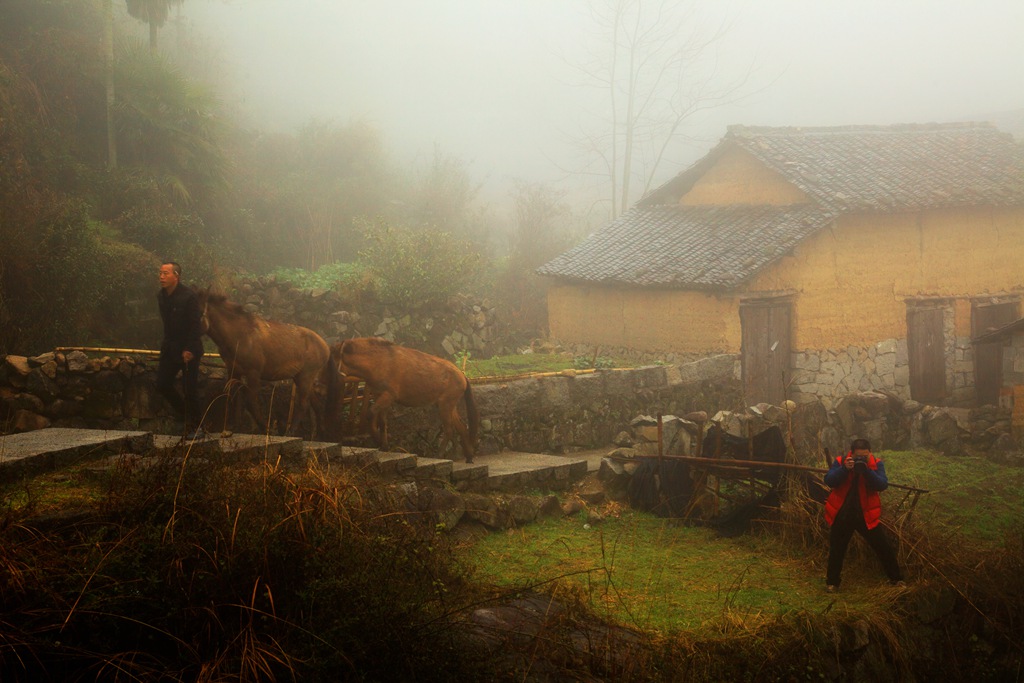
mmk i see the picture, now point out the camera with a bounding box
[853,456,867,471]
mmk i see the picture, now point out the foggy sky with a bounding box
[181,0,1024,205]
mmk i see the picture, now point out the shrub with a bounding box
[269,261,365,291]
[358,221,483,309]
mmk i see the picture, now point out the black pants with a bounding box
[156,350,202,430]
[827,514,902,586]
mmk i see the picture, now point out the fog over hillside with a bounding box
[174,0,1024,211]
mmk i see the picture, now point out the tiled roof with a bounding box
[541,123,1024,289]
[642,122,1024,211]
[536,205,836,290]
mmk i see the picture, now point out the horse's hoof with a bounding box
[465,459,474,464]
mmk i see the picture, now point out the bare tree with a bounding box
[570,0,750,218]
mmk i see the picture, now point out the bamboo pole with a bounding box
[55,346,161,355]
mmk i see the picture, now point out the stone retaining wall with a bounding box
[3,349,1019,464]
[0,350,746,454]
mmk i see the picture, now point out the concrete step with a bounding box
[301,440,344,466]
[0,428,153,481]
[151,432,304,465]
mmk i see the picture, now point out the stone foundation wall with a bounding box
[790,307,978,410]
[790,339,910,409]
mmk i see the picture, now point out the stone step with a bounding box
[471,452,589,492]
[406,456,454,480]
[372,451,418,477]
[1,429,594,495]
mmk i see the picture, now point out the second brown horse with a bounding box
[332,337,479,463]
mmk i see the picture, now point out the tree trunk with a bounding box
[104,0,117,169]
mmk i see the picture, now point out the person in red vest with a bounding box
[823,438,904,592]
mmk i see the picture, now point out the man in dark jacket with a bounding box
[157,261,205,439]
[823,438,904,592]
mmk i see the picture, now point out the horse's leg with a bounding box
[284,382,298,436]
[242,371,267,433]
[290,375,315,438]
[368,392,395,450]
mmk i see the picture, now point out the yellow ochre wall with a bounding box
[751,207,1024,349]
[546,285,739,355]
[680,147,811,206]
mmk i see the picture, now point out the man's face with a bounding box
[852,448,870,460]
[159,264,179,291]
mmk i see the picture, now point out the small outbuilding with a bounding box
[539,123,1024,408]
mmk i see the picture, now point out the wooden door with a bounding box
[740,300,791,405]
[906,305,946,403]
[972,301,1018,405]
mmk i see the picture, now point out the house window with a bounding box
[972,298,1019,406]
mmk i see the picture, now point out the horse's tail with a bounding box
[463,378,479,446]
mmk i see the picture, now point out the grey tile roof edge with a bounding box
[639,122,1024,212]
[536,205,837,289]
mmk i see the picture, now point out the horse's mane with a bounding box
[363,337,394,347]
[205,292,256,323]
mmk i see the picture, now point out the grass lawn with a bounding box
[881,450,1024,544]
[460,449,1024,636]
[461,510,878,634]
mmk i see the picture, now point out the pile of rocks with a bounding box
[601,389,1021,470]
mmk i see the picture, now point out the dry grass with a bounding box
[2,445,1023,681]
[0,451,492,682]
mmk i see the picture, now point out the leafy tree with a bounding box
[233,120,394,270]
[492,181,583,340]
[400,148,490,249]
[125,0,184,55]
[114,41,228,210]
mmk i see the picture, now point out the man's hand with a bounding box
[844,458,855,470]
[182,350,194,364]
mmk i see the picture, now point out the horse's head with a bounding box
[196,288,211,334]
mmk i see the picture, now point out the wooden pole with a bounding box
[607,453,928,494]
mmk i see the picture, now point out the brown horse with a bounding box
[331,337,479,462]
[198,290,341,437]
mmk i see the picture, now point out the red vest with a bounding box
[824,452,882,529]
